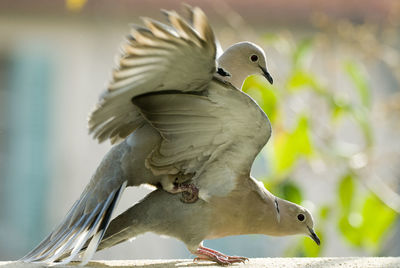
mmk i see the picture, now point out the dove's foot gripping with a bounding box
[173,183,199,203]
[162,174,198,203]
[193,246,248,265]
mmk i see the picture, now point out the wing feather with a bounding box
[89,6,217,143]
[132,78,271,181]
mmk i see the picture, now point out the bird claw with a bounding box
[193,246,248,265]
[167,173,199,203]
[180,184,199,203]
[171,182,198,203]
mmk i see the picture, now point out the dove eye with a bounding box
[250,54,258,62]
[297,214,305,222]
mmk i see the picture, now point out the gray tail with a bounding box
[19,181,127,265]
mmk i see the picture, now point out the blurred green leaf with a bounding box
[286,68,330,98]
[360,194,397,248]
[292,116,313,155]
[274,130,295,173]
[338,173,355,214]
[273,115,313,174]
[286,230,324,257]
[337,175,397,251]
[343,60,371,108]
[302,230,323,257]
[282,182,303,204]
[330,96,353,122]
[338,214,362,246]
[269,180,303,204]
[337,172,363,247]
[292,38,313,67]
[243,75,279,122]
[319,205,332,221]
[287,69,318,90]
[350,108,373,147]
[337,173,363,247]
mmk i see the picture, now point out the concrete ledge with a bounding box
[1,258,400,268]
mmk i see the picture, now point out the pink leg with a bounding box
[193,246,248,265]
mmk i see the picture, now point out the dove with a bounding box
[82,177,320,265]
[17,5,310,266]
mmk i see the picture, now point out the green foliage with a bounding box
[285,230,323,257]
[361,195,397,248]
[287,69,319,91]
[273,115,313,175]
[330,95,353,121]
[338,173,355,213]
[266,180,303,204]
[243,75,279,123]
[337,174,397,251]
[351,106,374,147]
[248,32,399,257]
[302,230,323,257]
[342,60,374,146]
[343,61,371,108]
[292,38,314,68]
[319,205,332,220]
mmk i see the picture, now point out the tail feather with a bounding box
[42,203,102,263]
[20,199,82,261]
[81,181,126,265]
[56,188,118,265]
[20,181,127,265]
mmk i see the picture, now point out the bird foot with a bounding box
[172,183,199,203]
[193,246,248,265]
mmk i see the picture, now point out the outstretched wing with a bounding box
[133,78,271,197]
[89,6,217,143]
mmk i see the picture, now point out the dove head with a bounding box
[217,41,273,89]
[274,198,320,245]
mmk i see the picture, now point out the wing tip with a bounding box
[192,6,215,46]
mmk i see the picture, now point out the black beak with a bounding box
[260,66,273,85]
[307,226,320,246]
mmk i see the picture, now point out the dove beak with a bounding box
[307,226,320,246]
[259,65,273,85]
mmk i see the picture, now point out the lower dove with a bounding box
[20,5,319,266]
[86,177,320,265]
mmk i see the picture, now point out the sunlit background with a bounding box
[1,0,399,261]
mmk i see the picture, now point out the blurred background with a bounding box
[0,0,399,261]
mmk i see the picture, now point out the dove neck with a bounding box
[206,177,308,238]
[217,59,248,90]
